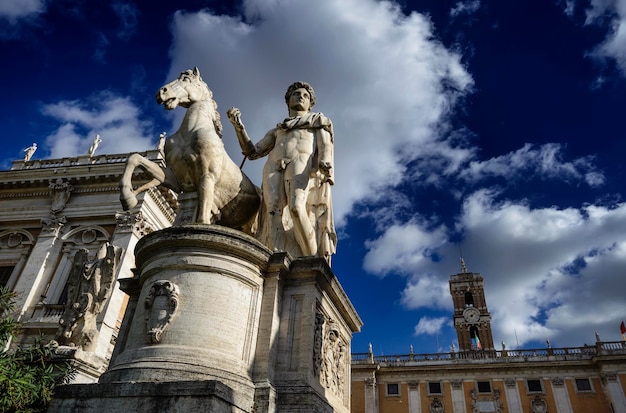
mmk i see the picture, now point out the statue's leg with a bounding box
[285,157,317,257]
[288,184,317,257]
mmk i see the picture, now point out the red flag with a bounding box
[621,321,626,335]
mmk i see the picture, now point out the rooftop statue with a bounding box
[88,134,102,157]
[228,81,336,263]
[119,68,260,230]
[24,143,37,161]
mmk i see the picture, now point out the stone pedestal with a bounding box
[49,225,362,413]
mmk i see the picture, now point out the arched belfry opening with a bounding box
[464,291,474,307]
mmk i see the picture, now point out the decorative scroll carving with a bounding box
[504,378,516,388]
[145,280,180,344]
[430,397,444,413]
[408,381,420,390]
[551,376,564,386]
[365,377,376,387]
[115,211,153,236]
[602,372,617,383]
[49,178,73,213]
[450,379,463,389]
[530,395,548,413]
[41,215,67,234]
[56,243,122,351]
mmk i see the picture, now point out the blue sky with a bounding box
[2,0,626,355]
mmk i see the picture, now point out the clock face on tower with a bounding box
[463,307,480,323]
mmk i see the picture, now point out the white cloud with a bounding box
[42,92,155,158]
[450,1,481,18]
[363,221,449,277]
[584,0,626,76]
[0,0,44,21]
[364,187,626,347]
[165,0,474,224]
[459,143,604,187]
[400,275,452,310]
[414,316,449,335]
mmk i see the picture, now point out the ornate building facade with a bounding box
[351,268,626,413]
[0,150,175,381]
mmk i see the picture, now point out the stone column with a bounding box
[550,377,573,413]
[11,217,65,320]
[364,376,379,413]
[407,381,420,413]
[504,378,523,413]
[603,372,626,413]
[450,379,465,413]
[251,253,290,413]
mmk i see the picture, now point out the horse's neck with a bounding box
[179,101,214,132]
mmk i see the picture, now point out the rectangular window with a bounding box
[428,381,442,395]
[386,383,400,396]
[575,378,593,392]
[527,379,543,393]
[477,381,491,393]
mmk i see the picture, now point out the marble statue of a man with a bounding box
[24,143,37,161]
[88,134,102,157]
[227,82,336,263]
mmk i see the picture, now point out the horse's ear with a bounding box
[193,66,200,77]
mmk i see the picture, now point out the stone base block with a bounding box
[48,380,250,413]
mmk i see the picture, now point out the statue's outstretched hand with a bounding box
[227,107,244,130]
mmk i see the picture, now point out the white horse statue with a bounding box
[119,67,260,230]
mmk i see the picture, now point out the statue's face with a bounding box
[289,87,311,112]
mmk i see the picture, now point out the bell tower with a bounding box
[450,259,494,351]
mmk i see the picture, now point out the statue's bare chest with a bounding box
[272,129,315,159]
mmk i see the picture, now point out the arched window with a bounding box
[464,291,474,307]
[470,326,482,350]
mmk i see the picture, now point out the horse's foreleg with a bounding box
[133,178,162,195]
[119,154,142,210]
[119,154,173,211]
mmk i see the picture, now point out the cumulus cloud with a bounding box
[459,143,604,187]
[42,92,155,158]
[582,0,626,76]
[367,187,626,348]
[364,221,448,277]
[165,0,474,223]
[414,316,449,335]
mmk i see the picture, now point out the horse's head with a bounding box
[156,67,213,110]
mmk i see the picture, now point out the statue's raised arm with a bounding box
[227,107,256,158]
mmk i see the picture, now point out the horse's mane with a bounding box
[181,69,223,139]
[199,79,223,139]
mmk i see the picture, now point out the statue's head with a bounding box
[284,81,316,110]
